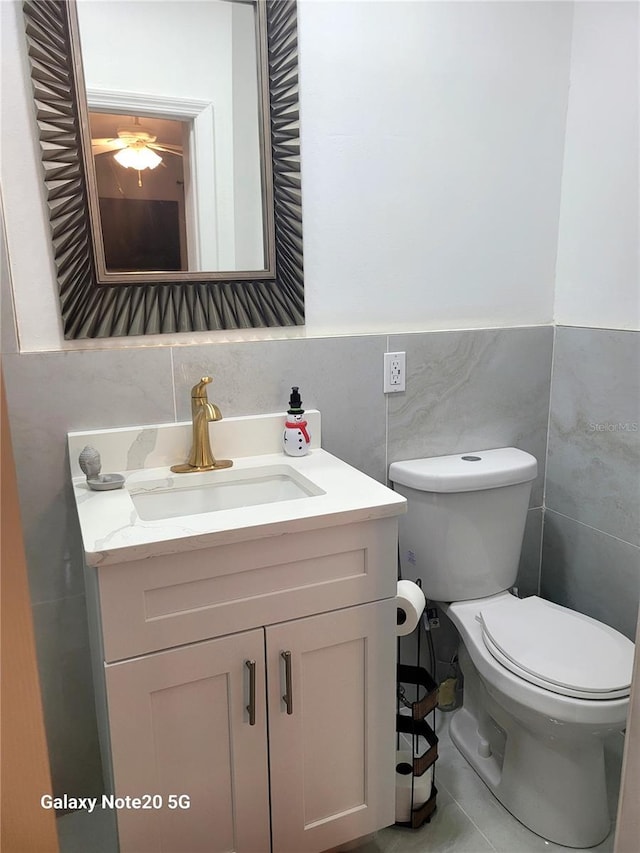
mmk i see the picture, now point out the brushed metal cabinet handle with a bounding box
[281,650,293,715]
[246,659,256,726]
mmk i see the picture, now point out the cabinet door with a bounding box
[266,600,396,853]
[105,630,270,853]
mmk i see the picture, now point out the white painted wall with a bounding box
[2,0,575,351]
[555,1,639,332]
[298,0,572,335]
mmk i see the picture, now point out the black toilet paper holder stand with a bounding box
[395,661,439,827]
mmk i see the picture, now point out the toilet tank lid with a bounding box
[389,447,537,493]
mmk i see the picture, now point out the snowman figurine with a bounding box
[283,386,311,457]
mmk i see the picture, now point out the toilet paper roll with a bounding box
[395,750,433,823]
[396,580,426,636]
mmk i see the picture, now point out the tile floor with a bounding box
[365,712,624,853]
[57,712,624,853]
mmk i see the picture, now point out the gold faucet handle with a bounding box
[191,376,213,399]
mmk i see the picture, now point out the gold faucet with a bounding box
[171,377,233,473]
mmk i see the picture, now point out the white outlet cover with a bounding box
[384,351,406,393]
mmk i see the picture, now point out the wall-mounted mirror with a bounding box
[23,0,304,338]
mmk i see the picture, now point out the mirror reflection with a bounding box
[90,113,189,271]
[76,0,269,276]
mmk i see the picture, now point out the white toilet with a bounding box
[389,447,634,849]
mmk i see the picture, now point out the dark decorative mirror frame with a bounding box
[23,0,304,339]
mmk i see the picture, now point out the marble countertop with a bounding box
[72,448,406,567]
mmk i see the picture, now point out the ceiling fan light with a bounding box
[113,146,162,171]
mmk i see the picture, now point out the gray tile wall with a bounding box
[387,326,553,599]
[2,326,553,796]
[387,327,553,510]
[171,336,388,481]
[7,323,638,798]
[542,326,640,639]
[3,349,176,799]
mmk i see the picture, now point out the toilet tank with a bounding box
[389,448,537,602]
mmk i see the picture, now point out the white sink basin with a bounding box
[68,413,406,566]
[129,464,324,521]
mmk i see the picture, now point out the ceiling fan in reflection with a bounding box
[91,117,182,187]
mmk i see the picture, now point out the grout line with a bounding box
[539,324,557,594]
[434,744,499,849]
[448,795,499,852]
[430,748,499,851]
[545,508,640,549]
[32,592,86,608]
[543,324,557,510]
[398,716,500,851]
[384,335,390,480]
[537,508,545,597]
[554,323,639,334]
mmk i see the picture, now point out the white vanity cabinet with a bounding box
[104,628,271,853]
[87,517,399,853]
[266,600,395,853]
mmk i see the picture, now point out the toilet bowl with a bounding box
[445,593,631,848]
[389,448,634,848]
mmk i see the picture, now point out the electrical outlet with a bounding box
[383,351,406,393]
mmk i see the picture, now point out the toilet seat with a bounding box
[477,596,633,700]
